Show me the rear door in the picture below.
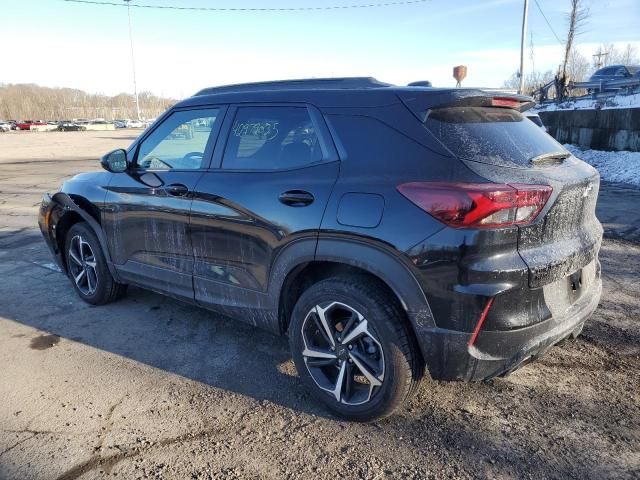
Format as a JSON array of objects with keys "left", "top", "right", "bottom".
[
  {"left": 189, "top": 104, "right": 339, "bottom": 323},
  {"left": 103, "top": 107, "right": 226, "bottom": 300}
]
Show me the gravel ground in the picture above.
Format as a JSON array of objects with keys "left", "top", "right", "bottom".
[{"left": 0, "top": 130, "right": 638, "bottom": 480}]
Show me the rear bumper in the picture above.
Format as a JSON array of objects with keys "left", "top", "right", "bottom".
[{"left": 419, "top": 277, "right": 601, "bottom": 381}]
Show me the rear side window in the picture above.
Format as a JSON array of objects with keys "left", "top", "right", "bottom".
[
  {"left": 222, "top": 106, "right": 323, "bottom": 170},
  {"left": 425, "top": 107, "right": 564, "bottom": 167}
]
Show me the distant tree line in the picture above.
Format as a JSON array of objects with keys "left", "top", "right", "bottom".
[{"left": 0, "top": 83, "right": 175, "bottom": 121}]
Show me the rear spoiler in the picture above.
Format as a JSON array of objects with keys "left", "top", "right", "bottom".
[{"left": 396, "top": 89, "right": 536, "bottom": 122}]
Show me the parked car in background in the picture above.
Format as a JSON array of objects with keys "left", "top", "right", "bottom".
[
  {"left": 170, "top": 121, "right": 194, "bottom": 139},
  {"left": 589, "top": 64, "right": 639, "bottom": 90},
  {"left": 113, "top": 120, "right": 126, "bottom": 128},
  {"left": 0, "top": 121, "right": 12, "bottom": 132},
  {"left": 39, "top": 78, "right": 602, "bottom": 421},
  {"left": 15, "top": 120, "right": 47, "bottom": 130},
  {"left": 58, "top": 121, "right": 87, "bottom": 132},
  {"left": 125, "top": 119, "right": 145, "bottom": 128},
  {"left": 525, "top": 112, "right": 547, "bottom": 131}
]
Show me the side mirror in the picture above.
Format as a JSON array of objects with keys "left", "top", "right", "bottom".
[{"left": 101, "top": 149, "right": 128, "bottom": 173}]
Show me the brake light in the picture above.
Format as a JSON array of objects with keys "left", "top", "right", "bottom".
[
  {"left": 397, "top": 182, "right": 552, "bottom": 228},
  {"left": 491, "top": 97, "right": 521, "bottom": 108}
]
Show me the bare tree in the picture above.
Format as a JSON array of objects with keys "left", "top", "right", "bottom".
[
  {"left": 503, "top": 70, "right": 555, "bottom": 95},
  {"left": 566, "top": 49, "right": 590, "bottom": 82},
  {"left": 596, "top": 43, "right": 640, "bottom": 68},
  {"left": 561, "top": 0, "right": 589, "bottom": 83}
]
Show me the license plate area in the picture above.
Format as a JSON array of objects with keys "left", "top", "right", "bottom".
[{"left": 542, "top": 260, "right": 596, "bottom": 318}]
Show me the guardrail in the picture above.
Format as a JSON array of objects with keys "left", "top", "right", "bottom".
[{"left": 571, "top": 77, "right": 640, "bottom": 92}]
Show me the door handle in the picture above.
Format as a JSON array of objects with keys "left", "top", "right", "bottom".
[
  {"left": 279, "top": 190, "right": 314, "bottom": 206},
  {"left": 164, "top": 183, "right": 189, "bottom": 197}
]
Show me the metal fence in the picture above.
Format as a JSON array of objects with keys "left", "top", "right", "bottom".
[
  {"left": 570, "top": 76, "right": 640, "bottom": 93},
  {"left": 534, "top": 75, "right": 640, "bottom": 105}
]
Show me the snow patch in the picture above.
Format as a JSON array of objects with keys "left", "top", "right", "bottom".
[
  {"left": 565, "top": 144, "right": 640, "bottom": 186},
  {"left": 534, "top": 92, "right": 640, "bottom": 112}
]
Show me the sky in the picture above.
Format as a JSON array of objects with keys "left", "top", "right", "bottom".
[{"left": 1, "top": 0, "right": 638, "bottom": 99}]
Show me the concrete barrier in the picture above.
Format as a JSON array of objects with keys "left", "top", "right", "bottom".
[
  {"left": 85, "top": 124, "right": 115, "bottom": 131},
  {"left": 31, "top": 125, "right": 59, "bottom": 132},
  {"left": 540, "top": 108, "right": 640, "bottom": 152}
]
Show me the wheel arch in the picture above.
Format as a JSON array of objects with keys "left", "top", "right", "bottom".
[
  {"left": 272, "top": 237, "right": 436, "bottom": 359},
  {"left": 50, "top": 192, "right": 121, "bottom": 281}
]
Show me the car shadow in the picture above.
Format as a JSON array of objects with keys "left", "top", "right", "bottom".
[{"left": 0, "top": 229, "right": 330, "bottom": 419}]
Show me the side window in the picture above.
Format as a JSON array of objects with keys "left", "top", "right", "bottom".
[
  {"left": 614, "top": 66, "right": 628, "bottom": 76},
  {"left": 222, "top": 106, "right": 323, "bottom": 170},
  {"left": 136, "top": 108, "right": 220, "bottom": 170}
]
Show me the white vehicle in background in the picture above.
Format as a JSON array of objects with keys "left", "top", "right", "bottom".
[
  {"left": 0, "top": 121, "right": 12, "bottom": 132},
  {"left": 525, "top": 112, "right": 547, "bottom": 132},
  {"left": 125, "top": 119, "right": 146, "bottom": 128}
]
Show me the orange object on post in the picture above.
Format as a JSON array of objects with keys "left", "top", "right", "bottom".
[{"left": 453, "top": 65, "right": 467, "bottom": 87}]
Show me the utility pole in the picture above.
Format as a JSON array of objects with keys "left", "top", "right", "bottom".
[
  {"left": 592, "top": 49, "right": 609, "bottom": 69},
  {"left": 518, "top": 0, "right": 530, "bottom": 95},
  {"left": 125, "top": 0, "right": 141, "bottom": 120}
]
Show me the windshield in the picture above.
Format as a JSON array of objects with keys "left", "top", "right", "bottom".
[{"left": 425, "top": 106, "right": 566, "bottom": 168}]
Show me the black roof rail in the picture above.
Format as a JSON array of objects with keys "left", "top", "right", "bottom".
[{"left": 194, "top": 77, "right": 392, "bottom": 96}]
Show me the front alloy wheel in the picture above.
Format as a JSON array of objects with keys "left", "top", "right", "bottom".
[
  {"left": 67, "top": 234, "right": 98, "bottom": 296},
  {"left": 64, "top": 222, "right": 127, "bottom": 305},
  {"left": 301, "top": 302, "right": 385, "bottom": 406}
]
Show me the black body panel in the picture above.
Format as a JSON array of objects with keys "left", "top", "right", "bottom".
[
  {"left": 189, "top": 162, "right": 340, "bottom": 327},
  {"left": 38, "top": 79, "right": 603, "bottom": 383},
  {"left": 103, "top": 170, "right": 204, "bottom": 301}
]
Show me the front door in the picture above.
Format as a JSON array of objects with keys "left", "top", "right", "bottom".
[{"left": 102, "top": 107, "right": 225, "bottom": 300}]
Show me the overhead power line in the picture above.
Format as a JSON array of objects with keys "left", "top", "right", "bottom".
[
  {"left": 533, "top": 0, "right": 564, "bottom": 46},
  {"left": 61, "top": 0, "right": 430, "bottom": 11}
]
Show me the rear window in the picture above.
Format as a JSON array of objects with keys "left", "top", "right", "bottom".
[{"left": 425, "top": 107, "right": 564, "bottom": 167}]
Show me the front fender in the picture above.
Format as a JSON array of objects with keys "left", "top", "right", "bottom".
[{"left": 48, "top": 192, "right": 122, "bottom": 282}]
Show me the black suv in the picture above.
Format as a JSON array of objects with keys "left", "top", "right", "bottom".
[{"left": 39, "top": 78, "right": 602, "bottom": 420}]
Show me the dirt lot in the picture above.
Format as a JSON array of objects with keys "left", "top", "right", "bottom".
[{"left": 0, "top": 130, "right": 638, "bottom": 480}]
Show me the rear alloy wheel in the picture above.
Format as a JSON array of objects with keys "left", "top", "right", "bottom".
[
  {"left": 289, "top": 276, "right": 423, "bottom": 421},
  {"left": 65, "top": 222, "right": 127, "bottom": 305},
  {"left": 301, "top": 302, "right": 385, "bottom": 406}
]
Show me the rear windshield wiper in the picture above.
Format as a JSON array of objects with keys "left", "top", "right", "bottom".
[{"left": 530, "top": 151, "right": 571, "bottom": 165}]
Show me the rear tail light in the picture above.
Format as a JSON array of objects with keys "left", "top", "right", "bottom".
[{"left": 397, "top": 182, "right": 552, "bottom": 228}]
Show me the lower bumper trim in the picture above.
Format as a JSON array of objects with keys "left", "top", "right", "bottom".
[{"left": 422, "top": 279, "right": 602, "bottom": 381}]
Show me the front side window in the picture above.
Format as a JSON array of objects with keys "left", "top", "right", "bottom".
[
  {"left": 222, "top": 106, "right": 322, "bottom": 170},
  {"left": 137, "top": 108, "right": 220, "bottom": 170}
]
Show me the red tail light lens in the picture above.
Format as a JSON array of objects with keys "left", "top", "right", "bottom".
[{"left": 397, "top": 182, "right": 552, "bottom": 228}]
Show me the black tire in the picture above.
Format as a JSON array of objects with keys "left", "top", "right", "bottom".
[
  {"left": 64, "top": 222, "right": 127, "bottom": 305},
  {"left": 289, "top": 276, "right": 423, "bottom": 421}
]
